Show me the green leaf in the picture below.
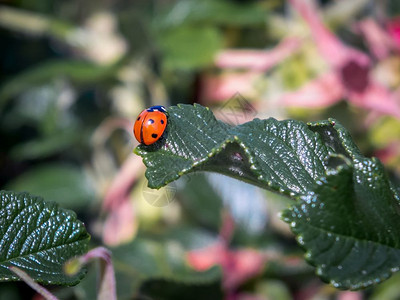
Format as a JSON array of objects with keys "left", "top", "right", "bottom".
[
  {"left": 0, "top": 190, "right": 90, "bottom": 285},
  {"left": 135, "top": 104, "right": 400, "bottom": 289},
  {"left": 7, "top": 164, "right": 94, "bottom": 210},
  {"left": 135, "top": 104, "right": 330, "bottom": 196},
  {"left": 282, "top": 159, "right": 400, "bottom": 289},
  {"left": 307, "top": 119, "right": 363, "bottom": 159}
]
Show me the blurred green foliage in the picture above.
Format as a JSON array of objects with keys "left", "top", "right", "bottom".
[{"left": 1, "top": 0, "right": 400, "bottom": 299}]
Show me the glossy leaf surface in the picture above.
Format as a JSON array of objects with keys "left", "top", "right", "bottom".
[
  {"left": 0, "top": 191, "right": 90, "bottom": 285},
  {"left": 135, "top": 104, "right": 400, "bottom": 289}
]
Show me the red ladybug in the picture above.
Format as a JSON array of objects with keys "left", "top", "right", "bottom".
[{"left": 134, "top": 105, "right": 167, "bottom": 145}]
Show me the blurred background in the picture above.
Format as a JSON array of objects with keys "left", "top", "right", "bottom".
[{"left": 1, "top": 0, "right": 400, "bottom": 299}]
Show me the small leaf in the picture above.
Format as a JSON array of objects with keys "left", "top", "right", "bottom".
[
  {"left": 281, "top": 159, "right": 400, "bottom": 289},
  {"left": 0, "top": 191, "right": 90, "bottom": 285}
]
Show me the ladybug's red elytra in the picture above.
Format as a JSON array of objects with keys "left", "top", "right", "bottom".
[{"left": 134, "top": 105, "right": 167, "bottom": 145}]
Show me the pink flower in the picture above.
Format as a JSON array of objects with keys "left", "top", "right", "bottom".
[
  {"left": 387, "top": 17, "right": 400, "bottom": 49},
  {"left": 357, "top": 19, "right": 394, "bottom": 59},
  {"left": 102, "top": 198, "right": 137, "bottom": 246},
  {"left": 200, "top": 38, "right": 301, "bottom": 103},
  {"left": 281, "top": 71, "right": 343, "bottom": 108},
  {"left": 187, "top": 214, "right": 267, "bottom": 295},
  {"left": 101, "top": 155, "right": 144, "bottom": 246},
  {"left": 214, "top": 38, "right": 301, "bottom": 71},
  {"left": 200, "top": 71, "right": 261, "bottom": 102},
  {"left": 187, "top": 241, "right": 266, "bottom": 291},
  {"left": 93, "top": 117, "right": 144, "bottom": 246},
  {"left": 284, "top": 0, "right": 400, "bottom": 118}
]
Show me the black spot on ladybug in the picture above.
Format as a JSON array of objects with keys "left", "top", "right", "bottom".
[
  {"left": 151, "top": 133, "right": 158, "bottom": 138},
  {"left": 161, "top": 120, "right": 164, "bottom": 124},
  {"left": 137, "top": 117, "right": 140, "bottom": 120},
  {"left": 148, "top": 119, "right": 154, "bottom": 124}
]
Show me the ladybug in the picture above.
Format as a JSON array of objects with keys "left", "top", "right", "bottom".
[{"left": 134, "top": 105, "right": 167, "bottom": 145}]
